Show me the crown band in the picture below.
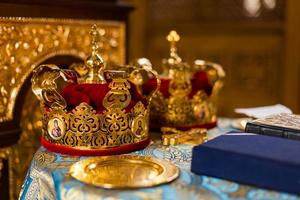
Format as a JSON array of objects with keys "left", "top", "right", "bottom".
[
  {"left": 40, "top": 137, "right": 151, "bottom": 156},
  {"left": 43, "top": 99, "right": 149, "bottom": 149}
]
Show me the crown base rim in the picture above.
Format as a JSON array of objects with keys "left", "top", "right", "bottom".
[{"left": 41, "top": 137, "right": 150, "bottom": 156}]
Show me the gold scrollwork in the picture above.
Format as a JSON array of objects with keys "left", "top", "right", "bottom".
[
  {"left": 31, "top": 64, "right": 78, "bottom": 109},
  {"left": 161, "top": 127, "right": 207, "bottom": 145},
  {"left": 69, "top": 103, "right": 99, "bottom": 134},
  {"left": 44, "top": 101, "right": 148, "bottom": 149},
  {"left": 104, "top": 109, "right": 129, "bottom": 133},
  {"left": 0, "top": 17, "right": 125, "bottom": 200},
  {"left": 0, "top": 17, "right": 125, "bottom": 122},
  {"left": 148, "top": 30, "right": 224, "bottom": 128},
  {"left": 41, "top": 71, "right": 149, "bottom": 149},
  {"left": 103, "top": 73, "right": 131, "bottom": 110}
]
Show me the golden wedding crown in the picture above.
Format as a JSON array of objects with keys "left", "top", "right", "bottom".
[
  {"left": 139, "top": 30, "right": 225, "bottom": 130},
  {"left": 31, "top": 25, "right": 160, "bottom": 156}
]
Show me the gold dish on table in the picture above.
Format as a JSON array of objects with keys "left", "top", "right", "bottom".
[{"left": 69, "top": 155, "right": 179, "bottom": 189}]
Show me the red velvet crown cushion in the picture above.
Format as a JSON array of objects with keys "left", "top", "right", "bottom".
[
  {"left": 42, "top": 81, "right": 150, "bottom": 156},
  {"left": 60, "top": 81, "right": 148, "bottom": 113},
  {"left": 142, "top": 71, "right": 213, "bottom": 98},
  {"left": 190, "top": 71, "right": 213, "bottom": 96}
]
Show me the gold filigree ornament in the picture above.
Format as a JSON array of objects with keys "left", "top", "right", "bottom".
[
  {"left": 31, "top": 25, "right": 160, "bottom": 155},
  {"left": 0, "top": 17, "right": 125, "bottom": 123},
  {"left": 0, "top": 17, "right": 124, "bottom": 200},
  {"left": 161, "top": 127, "right": 207, "bottom": 146},
  {"left": 135, "top": 30, "right": 225, "bottom": 129}
]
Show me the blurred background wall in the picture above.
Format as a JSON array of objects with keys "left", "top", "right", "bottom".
[{"left": 125, "top": 0, "right": 300, "bottom": 117}]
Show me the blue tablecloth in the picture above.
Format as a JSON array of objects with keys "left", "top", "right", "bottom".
[{"left": 19, "top": 119, "right": 300, "bottom": 200}]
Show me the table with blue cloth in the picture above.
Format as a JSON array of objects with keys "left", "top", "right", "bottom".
[{"left": 19, "top": 119, "right": 300, "bottom": 200}]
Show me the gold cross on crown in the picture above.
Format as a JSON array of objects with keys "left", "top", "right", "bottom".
[
  {"left": 90, "top": 24, "right": 100, "bottom": 53},
  {"left": 166, "top": 30, "right": 181, "bottom": 63},
  {"left": 167, "top": 30, "right": 180, "bottom": 50}
]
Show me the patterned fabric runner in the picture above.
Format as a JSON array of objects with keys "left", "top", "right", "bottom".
[{"left": 19, "top": 119, "right": 299, "bottom": 200}]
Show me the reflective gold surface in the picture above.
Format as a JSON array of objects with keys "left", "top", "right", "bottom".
[
  {"left": 31, "top": 64, "right": 77, "bottom": 109},
  {"left": 148, "top": 30, "right": 225, "bottom": 128},
  {"left": 30, "top": 25, "right": 160, "bottom": 150},
  {"left": 0, "top": 17, "right": 126, "bottom": 200},
  {"left": 161, "top": 127, "right": 207, "bottom": 145},
  {"left": 33, "top": 64, "right": 150, "bottom": 149},
  {"left": 43, "top": 100, "right": 149, "bottom": 148},
  {"left": 81, "top": 24, "right": 106, "bottom": 84},
  {"left": 0, "top": 17, "right": 125, "bottom": 122},
  {"left": 69, "top": 155, "right": 179, "bottom": 188}
]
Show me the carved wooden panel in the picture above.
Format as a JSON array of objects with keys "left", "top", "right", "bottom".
[
  {"left": 0, "top": 17, "right": 126, "bottom": 199},
  {"left": 0, "top": 18, "right": 125, "bottom": 122}
]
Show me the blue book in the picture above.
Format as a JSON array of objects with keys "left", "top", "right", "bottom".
[{"left": 191, "top": 132, "right": 300, "bottom": 194}]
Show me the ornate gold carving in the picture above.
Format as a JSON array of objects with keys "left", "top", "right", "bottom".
[
  {"left": 35, "top": 65, "right": 152, "bottom": 149},
  {"left": 0, "top": 17, "right": 125, "bottom": 122},
  {"left": 103, "top": 71, "right": 131, "bottom": 110},
  {"left": 129, "top": 59, "right": 161, "bottom": 102},
  {"left": 31, "top": 64, "right": 78, "bottom": 109},
  {"left": 0, "top": 17, "right": 125, "bottom": 200},
  {"left": 191, "top": 91, "right": 215, "bottom": 124},
  {"left": 161, "top": 127, "right": 207, "bottom": 145},
  {"left": 31, "top": 22, "right": 159, "bottom": 150},
  {"left": 165, "top": 30, "right": 182, "bottom": 66},
  {"left": 81, "top": 24, "right": 106, "bottom": 84},
  {"left": 43, "top": 100, "right": 148, "bottom": 149},
  {"left": 33, "top": 150, "right": 56, "bottom": 168},
  {"left": 148, "top": 31, "right": 225, "bottom": 128}
]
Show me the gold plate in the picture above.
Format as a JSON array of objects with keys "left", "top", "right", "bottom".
[{"left": 69, "top": 155, "right": 180, "bottom": 189}]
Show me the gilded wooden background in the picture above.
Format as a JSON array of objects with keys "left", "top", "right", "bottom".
[
  {"left": 127, "top": 0, "right": 300, "bottom": 116},
  {"left": 2, "top": 0, "right": 300, "bottom": 198},
  {"left": 0, "top": 17, "right": 125, "bottom": 199}
]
